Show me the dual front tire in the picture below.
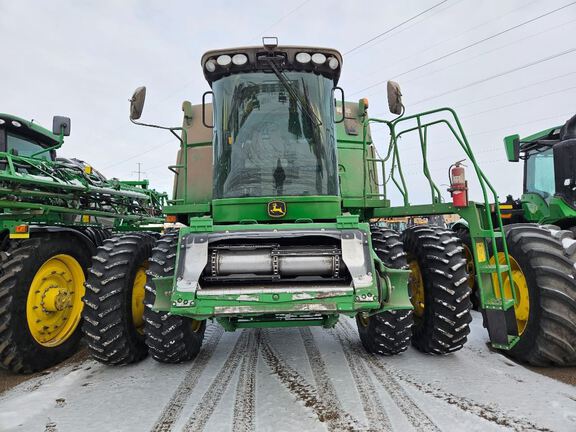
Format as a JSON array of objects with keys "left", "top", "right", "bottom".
[
  {"left": 83, "top": 232, "right": 205, "bottom": 365},
  {"left": 357, "top": 225, "right": 472, "bottom": 356}
]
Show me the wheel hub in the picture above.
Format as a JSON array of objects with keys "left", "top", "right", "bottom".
[
  {"left": 26, "top": 254, "right": 84, "bottom": 346},
  {"left": 408, "top": 259, "right": 425, "bottom": 318}
]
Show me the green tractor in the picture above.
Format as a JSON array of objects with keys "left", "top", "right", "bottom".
[
  {"left": 454, "top": 116, "right": 576, "bottom": 366},
  {"left": 501, "top": 114, "right": 576, "bottom": 227},
  {"left": 0, "top": 113, "right": 166, "bottom": 373},
  {"left": 83, "top": 39, "right": 575, "bottom": 368}
]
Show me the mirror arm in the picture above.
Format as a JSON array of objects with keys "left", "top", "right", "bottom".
[{"left": 129, "top": 119, "right": 184, "bottom": 145}]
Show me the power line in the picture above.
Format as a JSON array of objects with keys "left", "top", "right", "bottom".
[
  {"left": 343, "top": 1, "right": 448, "bottom": 55},
  {"left": 349, "top": 0, "right": 538, "bottom": 84},
  {"left": 410, "top": 47, "right": 576, "bottom": 107},
  {"left": 100, "top": 137, "right": 175, "bottom": 170},
  {"left": 352, "top": 1, "right": 576, "bottom": 95},
  {"left": 371, "top": 68, "right": 576, "bottom": 118},
  {"left": 253, "top": 0, "right": 311, "bottom": 41}
]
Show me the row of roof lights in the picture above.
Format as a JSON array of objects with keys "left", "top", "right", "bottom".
[
  {"left": 205, "top": 52, "right": 339, "bottom": 72},
  {"left": 0, "top": 119, "right": 21, "bottom": 127}
]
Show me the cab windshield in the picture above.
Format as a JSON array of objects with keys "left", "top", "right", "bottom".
[{"left": 212, "top": 72, "right": 338, "bottom": 199}]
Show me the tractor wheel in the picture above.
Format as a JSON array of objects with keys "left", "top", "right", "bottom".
[
  {"left": 144, "top": 232, "right": 205, "bottom": 363},
  {"left": 356, "top": 227, "right": 413, "bottom": 355},
  {"left": 401, "top": 225, "right": 472, "bottom": 354},
  {"left": 498, "top": 224, "right": 576, "bottom": 366},
  {"left": 83, "top": 232, "right": 156, "bottom": 364},
  {"left": 453, "top": 226, "right": 480, "bottom": 310},
  {"left": 0, "top": 235, "right": 90, "bottom": 373}
]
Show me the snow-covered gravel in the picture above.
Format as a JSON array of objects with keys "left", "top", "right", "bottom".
[{"left": 1, "top": 312, "right": 575, "bottom": 432}]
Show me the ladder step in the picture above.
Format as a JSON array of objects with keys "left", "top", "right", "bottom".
[
  {"left": 483, "top": 298, "right": 515, "bottom": 310},
  {"left": 477, "top": 264, "right": 510, "bottom": 273},
  {"left": 478, "top": 230, "right": 503, "bottom": 238}
]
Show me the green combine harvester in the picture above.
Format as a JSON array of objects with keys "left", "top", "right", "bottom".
[
  {"left": 0, "top": 113, "right": 166, "bottom": 373},
  {"left": 83, "top": 39, "right": 576, "bottom": 368}
]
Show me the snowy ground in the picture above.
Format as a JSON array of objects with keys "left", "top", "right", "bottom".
[{"left": 0, "top": 312, "right": 575, "bottom": 432}]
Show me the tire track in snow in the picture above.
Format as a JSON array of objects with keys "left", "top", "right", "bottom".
[
  {"left": 182, "top": 331, "right": 249, "bottom": 431},
  {"left": 260, "top": 331, "right": 362, "bottom": 432},
  {"left": 339, "top": 320, "right": 553, "bottom": 432},
  {"left": 299, "top": 328, "right": 358, "bottom": 424},
  {"left": 150, "top": 325, "right": 225, "bottom": 432},
  {"left": 337, "top": 321, "right": 441, "bottom": 432},
  {"left": 232, "top": 330, "right": 260, "bottom": 432},
  {"left": 331, "top": 329, "right": 393, "bottom": 432}
]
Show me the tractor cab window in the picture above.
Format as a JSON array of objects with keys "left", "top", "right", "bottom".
[
  {"left": 525, "top": 148, "right": 555, "bottom": 199},
  {"left": 211, "top": 72, "right": 338, "bottom": 199},
  {"left": 6, "top": 132, "right": 52, "bottom": 160}
]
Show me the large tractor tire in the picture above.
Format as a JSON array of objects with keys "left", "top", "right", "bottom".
[
  {"left": 401, "top": 225, "right": 472, "bottom": 354},
  {"left": 83, "top": 232, "right": 157, "bottom": 364},
  {"left": 0, "top": 235, "right": 90, "bottom": 373},
  {"left": 498, "top": 224, "right": 576, "bottom": 366},
  {"left": 453, "top": 225, "right": 480, "bottom": 310},
  {"left": 144, "top": 232, "right": 205, "bottom": 363},
  {"left": 356, "top": 227, "right": 413, "bottom": 356}
]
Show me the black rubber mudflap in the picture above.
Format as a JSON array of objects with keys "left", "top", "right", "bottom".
[{"left": 485, "top": 308, "right": 518, "bottom": 346}]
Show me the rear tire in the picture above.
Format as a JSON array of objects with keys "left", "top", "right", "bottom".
[
  {"left": 83, "top": 232, "right": 156, "bottom": 365},
  {"left": 502, "top": 224, "right": 576, "bottom": 366},
  {"left": 356, "top": 227, "right": 413, "bottom": 355},
  {"left": 401, "top": 225, "right": 472, "bottom": 354},
  {"left": 0, "top": 235, "right": 90, "bottom": 373},
  {"left": 144, "top": 232, "right": 205, "bottom": 363}
]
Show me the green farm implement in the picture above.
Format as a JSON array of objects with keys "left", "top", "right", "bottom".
[
  {"left": 0, "top": 113, "right": 166, "bottom": 373},
  {"left": 83, "top": 39, "right": 575, "bottom": 368}
]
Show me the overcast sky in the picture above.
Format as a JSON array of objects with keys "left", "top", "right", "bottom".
[{"left": 1, "top": 0, "right": 574, "bottom": 205}]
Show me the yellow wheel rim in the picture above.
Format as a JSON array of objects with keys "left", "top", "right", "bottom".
[
  {"left": 462, "top": 244, "right": 476, "bottom": 291},
  {"left": 26, "top": 254, "right": 84, "bottom": 347},
  {"left": 357, "top": 314, "right": 369, "bottom": 328},
  {"left": 408, "top": 259, "right": 425, "bottom": 318},
  {"left": 132, "top": 262, "right": 148, "bottom": 334},
  {"left": 490, "top": 253, "right": 530, "bottom": 335},
  {"left": 191, "top": 319, "right": 203, "bottom": 333}
]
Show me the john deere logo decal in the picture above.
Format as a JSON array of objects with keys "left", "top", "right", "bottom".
[{"left": 268, "top": 201, "right": 286, "bottom": 218}]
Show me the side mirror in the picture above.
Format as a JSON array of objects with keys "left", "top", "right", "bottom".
[
  {"left": 130, "top": 86, "right": 147, "bottom": 120},
  {"left": 387, "top": 81, "right": 403, "bottom": 115},
  {"left": 202, "top": 91, "right": 214, "bottom": 128},
  {"left": 504, "top": 134, "right": 520, "bottom": 162},
  {"left": 332, "top": 87, "right": 345, "bottom": 123},
  {"left": 52, "top": 116, "right": 71, "bottom": 136}
]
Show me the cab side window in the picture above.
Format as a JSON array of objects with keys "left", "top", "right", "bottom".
[
  {"left": 6, "top": 132, "right": 52, "bottom": 160},
  {"left": 525, "top": 148, "right": 555, "bottom": 199}
]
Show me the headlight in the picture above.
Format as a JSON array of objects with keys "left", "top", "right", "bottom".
[
  {"left": 327, "top": 57, "right": 339, "bottom": 70},
  {"left": 205, "top": 59, "right": 217, "bottom": 72},
  {"left": 216, "top": 55, "right": 232, "bottom": 66},
  {"left": 311, "top": 53, "right": 326, "bottom": 65},
  {"left": 232, "top": 54, "right": 248, "bottom": 65},
  {"left": 295, "top": 52, "right": 311, "bottom": 64}
]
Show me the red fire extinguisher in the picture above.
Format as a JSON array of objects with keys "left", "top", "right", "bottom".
[{"left": 448, "top": 160, "right": 468, "bottom": 208}]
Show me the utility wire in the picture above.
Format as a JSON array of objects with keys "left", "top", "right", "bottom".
[
  {"left": 350, "top": 0, "right": 538, "bottom": 84},
  {"left": 352, "top": 1, "right": 576, "bottom": 95},
  {"left": 410, "top": 47, "right": 576, "bottom": 106},
  {"left": 253, "top": 0, "right": 311, "bottom": 41},
  {"left": 343, "top": 1, "right": 448, "bottom": 55}
]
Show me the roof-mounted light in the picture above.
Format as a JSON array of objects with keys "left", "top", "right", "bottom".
[
  {"left": 311, "top": 53, "right": 326, "bottom": 65},
  {"left": 232, "top": 53, "right": 248, "bottom": 65},
  {"left": 327, "top": 57, "right": 339, "bottom": 70},
  {"left": 295, "top": 52, "right": 311, "bottom": 64},
  {"left": 11, "top": 121, "right": 21, "bottom": 128},
  {"left": 205, "top": 59, "right": 217, "bottom": 72},
  {"left": 0, "top": 119, "right": 5, "bottom": 125},
  {"left": 216, "top": 55, "right": 232, "bottom": 66}
]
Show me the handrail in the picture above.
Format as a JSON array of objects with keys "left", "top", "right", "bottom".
[{"left": 362, "top": 107, "right": 515, "bottom": 310}]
